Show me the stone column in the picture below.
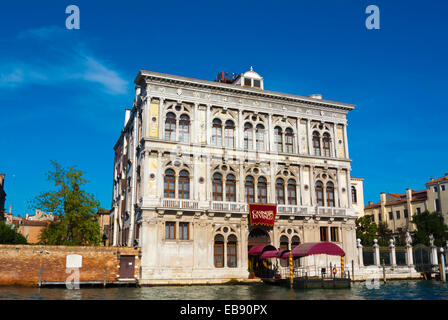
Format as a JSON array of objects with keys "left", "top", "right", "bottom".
[
  {"left": 332, "top": 123, "right": 338, "bottom": 158},
  {"left": 373, "top": 239, "right": 380, "bottom": 266},
  {"left": 310, "top": 166, "right": 315, "bottom": 207},
  {"left": 389, "top": 239, "right": 396, "bottom": 267},
  {"left": 306, "top": 119, "right": 312, "bottom": 156},
  {"left": 192, "top": 103, "right": 199, "bottom": 144},
  {"left": 357, "top": 238, "right": 364, "bottom": 267},
  {"left": 335, "top": 168, "right": 341, "bottom": 208},
  {"left": 405, "top": 232, "right": 414, "bottom": 266},
  {"left": 430, "top": 234, "right": 438, "bottom": 266}
]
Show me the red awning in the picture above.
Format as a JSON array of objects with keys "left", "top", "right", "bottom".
[
  {"left": 290, "top": 242, "right": 345, "bottom": 257},
  {"left": 261, "top": 249, "right": 290, "bottom": 259},
  {"left": 248, "top": 245, "right": 277, "bottom": 256}
]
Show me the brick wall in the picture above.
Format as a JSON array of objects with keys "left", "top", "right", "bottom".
[{"left": 0, "top": 245, "right": 140, "bottom": 286}]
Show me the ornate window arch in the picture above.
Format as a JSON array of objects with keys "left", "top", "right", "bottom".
[
  {"left": 279, "top": 235, "right": 289, "bottom": 267},
  {"left": 212, "top": 172, "right": 223, "bottom": 201},
  {"left": 163, "top": 102, "right": 192, "bottom": 142},
  {"left": 315, "top": 180, "right": 324, "bottom": 206},
  {"left": 179, "top": 114, "right": 190, "bottom": 143},
  {"left": 257, "top": 176, "right": 268, "bottom": 203},
  {"left": 165, "top": 112, "right": 176, "bottom": 141},
  {"left": 212, "top": 118, "right": 223, "bottom": 146},
  {"left": 164, "top": 168, "right": 175, "bottom": 198},
  {"left": 274, "top": 126, "right": 283, "bottom": 153},
  {"left": 226, "top": 174, "right": 236, "bottom": 202},
  {"left": 287, "top": 178, "right": 297, "bottom": 205},
  {"left": 276, "top": 178, "right": 285, "bottom": 205},
  {"left": 244, "top": 122, "right": 253, "bottom": 150},
  {"left": 178, "top": 169, "right": 190, "bottom": 199},
  {"left": 326, "top": 181, "right": 335, "bottom": 207},
  {"left": 255, "top": 124, "right": 265, "bottom": 151},
  {"left": 322, "top": 132, "right": 331, "bottom": 157},
  {"left": 285, "top": 128, "right": 294, "bottom": 153},
  {"left": 214, "top": 234, "right": 224, "bottom": 268},
  {"left": 312, "top": 131, "right": 321, "bottom": 156},
  {"left": 245, "top": 175, "right": 255, "bottom": 203},
  {"left": 224, "top": 120, "right": 235, "bottom": 148},
  {"left": 227, "top": 234, "right": 238, "bottom": 268}
]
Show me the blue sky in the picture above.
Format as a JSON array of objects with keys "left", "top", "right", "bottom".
[{"left": 0, "top": 0, "right": 447, "bottom": 215}]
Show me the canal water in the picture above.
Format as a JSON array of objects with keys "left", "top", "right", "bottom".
[{"left": 0, "top": 280, "right": 448, "bottom": 300}]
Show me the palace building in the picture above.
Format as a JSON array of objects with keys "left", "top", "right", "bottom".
[{"left": 110, "top": 68, "right": 360, "bottom": 284}]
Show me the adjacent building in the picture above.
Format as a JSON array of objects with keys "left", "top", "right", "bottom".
[
  {"left": 110, "top": 68, "right": 359, "bottom": 284},
  {"left": 0, "top": 173, "right": 6, "bottom": 221},
  {"left": 350, "top": 176, "right": 365, "bottom": 217},
  {"left": 4, "top": 209, "right": 55, "bottom": 243},
  {"left": 364, "top": 173, "right": 448, "bottom": 232}
]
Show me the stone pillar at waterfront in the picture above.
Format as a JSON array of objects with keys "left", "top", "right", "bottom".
[
  {"left": 405, "top": 232, "right": 414, "bottom": 267},
  {"left": 389, "top": 238, "right": 396, "bottom": 267},
  {"left": 429, "top": 234, "right": 438, "bottom": 267},
  {"left": 373, "top": 239, "right": 380, "bottom": 266},
  {"left": 357, "top": 238, "right": 364, "bottom": 267}
]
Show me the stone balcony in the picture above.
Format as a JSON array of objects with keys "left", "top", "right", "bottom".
[{"left": 153, "top": 198, "right": 355, "bottom": 218}]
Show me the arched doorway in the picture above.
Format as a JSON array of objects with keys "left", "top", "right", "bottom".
[{"left": 248, "top": 227, "right": 272, "bottom": 278}]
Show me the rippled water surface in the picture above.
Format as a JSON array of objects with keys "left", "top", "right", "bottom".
[{"left": 0, "top": 280, "right": 447, "bottom": 300}]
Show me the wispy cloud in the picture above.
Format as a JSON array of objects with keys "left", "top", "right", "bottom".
[{"left": 0, "top": 25, "right": 129, "bottom": 95}]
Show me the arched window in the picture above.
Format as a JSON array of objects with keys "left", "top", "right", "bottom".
[
  {"left": 280, "top": 235, "right": 289, "bottom": 267},
  {"left": 258, "top": 177, "right": 268, "bottom": 204},
  {"left": 164, "top": 169, "right": 175, "bottom": 198},
  {"left": 224, "top": 120, "right": 235, "bottom": 149},
  {"left": 179, "top": 114, "right": 190, "bottom": 143},
  {"left": 276, "top": 178, "right": 285, "bottom": 205},
  {"left": 351, "top": 186, "right": 357, "bottom": 203},
  {"left": 256, "top": 124, "right": 265, "bottom": 151},
  {"left": 244, "top": 123, "right": 253, "bottom": 150},
  {"left": 178, "top": 170, "right": 190, "bottom": 199},
  {"left": 326, "top": 181, "right": 335, "bottom": 207},
  {"left": 322, "top": 133, "right": 331, "bottom": 157},
  {"left": 285, "top": 128, "right": 294, "bottom": 153},
  {"left": 212, "top": 119, "right": 222, "bottom": 146},
  {"left": 287, "top": 179, "right": 297, "bottom": 205},
  {"left": 227, "top": 234, "right": 237, "bottom": 268},
  {"left": 274, "top": 127, "right": 283, "bottom": 153},
  {"left": 315, "top": 180, "right": 324, "bottom": 206},
  {"left": 245, "top": 176, "right": 255, "bottom": 203},
  {"left": 165, "top": 112, "right": 176, "bottom": 141},
  {"left": 212, "top": 173, "right": 223, "bottom": 201},
  {"left": 313, "top": 131, "right": 321, "bottom": 156},
  {"left": 214, "top": 234, "right": 224, "bottom": 268},
  {"left": 226, "top": 174, "right": 236, "bottom": 202}
]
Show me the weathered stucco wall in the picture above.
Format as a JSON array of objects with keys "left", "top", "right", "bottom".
[{"left": 0, "top": 245, "right": 140, "bottom": 286}]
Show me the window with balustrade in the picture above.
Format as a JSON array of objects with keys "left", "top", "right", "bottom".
[
  {"left": 213, "top": 173, "right": 223, "bottom": 201},
  {"left": 315, "top": 181, "right": 324, "bottom": 206},
  {"left": 165, "top": 112, "right": 176, "bottom": 141},
  {"left": 245, "top": 176, "right": 255, "bottom": 203},
  {"left": 226, "top": 174, "right": 236, "bottom": 202},
  {"left": 276, "top": 178, "right": 285, "bottom": 205},
  {"left": 164, "top": 169, "right": 175, "bottom": 198},
  {"left": 287, "top": 179, "right": 297, "bottom": 205},
  {"left": 178, "top": 170, "right": 190, "bottom": 199},
  {"left": 258, "top": 177, "right": 268, "bottom": 203},
  {"left": 326, "top": 181, "right": 335, "bottom": 207}
]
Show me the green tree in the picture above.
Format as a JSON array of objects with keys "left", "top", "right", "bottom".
[
  {"left": 377, "top": 222, "right": 393, "bottom": 247},
  {"left": 0, "top": 220, "right": 27, "bottom": 244},
  {"left": 411, "top": 210, "right": 448, "bottom": 247},
  {"left": 394, "top": 227, "right": 409, "bottom": 247},
  {"left": 29, "top": 161, "right": 101, "bottom": 246},
  {"left": 356, "top": 215, "right": 378, "bottom": 246}
]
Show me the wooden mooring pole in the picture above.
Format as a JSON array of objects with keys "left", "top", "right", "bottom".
[
  {"left": 38, "top": 266, "right": 42, "bottom": 287},
  {"left": 289, "top": 251, "right": 293, "bottom": 289},
  {"left": 103, "top": 267, "right": 107, "bottom": 287}
]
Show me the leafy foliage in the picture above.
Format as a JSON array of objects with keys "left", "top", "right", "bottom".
[
  {"left": 0, "top": 220, "right": 27, "bottom": 244},
  {"left": 355, "top": 215, "right": 378, "bottom": 246},
  {"left": 411, "top": 210, "right": 448, "bottom": 247},
  {"left": 377, "top": 222, "right": 393, "bottom": 247},
  {"left": 30, "top": 161, "right": 101, "bottom": 246}
]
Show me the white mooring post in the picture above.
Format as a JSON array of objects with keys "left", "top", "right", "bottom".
[
  {"left": 357, "top": 239, "right": 364, "bottom": 267},
  {"left": 440, "top": 248, "right": 446, "bottom": 282},
  {"left": 389, "top": 238, "right": 396, "bottom": 267},
  {"left": 373, "top": 239, "right": 380, "bottom": 267}
]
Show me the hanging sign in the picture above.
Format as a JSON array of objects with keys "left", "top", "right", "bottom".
[{"left": 248, "top": 204, "right": 277, "bottom": 227}]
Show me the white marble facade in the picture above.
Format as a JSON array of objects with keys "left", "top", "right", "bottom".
[{"left": 110, "top": 69, "right": 359, "bottom": 284}]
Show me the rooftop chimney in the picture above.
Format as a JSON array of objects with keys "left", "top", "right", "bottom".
[
  {"left": 380, "top": 192, "right": 386, "bottom": 205},
  {"left": 8, "top": 205, "right": 12, "bottom": 214},
  {"left": 406, "top": 188, "right": 412, "bottom": 202},
  {"left": 368, "top": 201, "right": 373, "bottom": 206}
]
